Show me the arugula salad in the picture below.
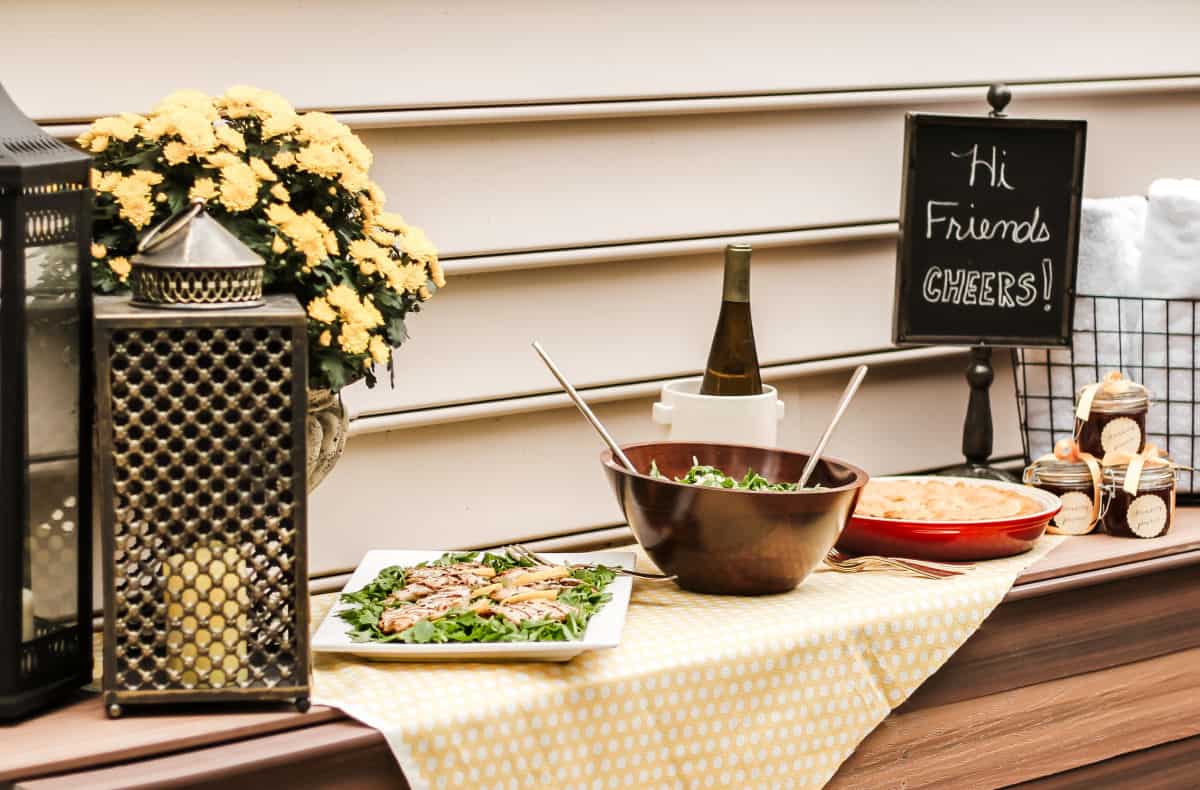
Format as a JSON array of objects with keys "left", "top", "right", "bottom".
[
  {"left": 649, "top": 457, "right": 802, "bottom": 492},
  {"left": 338, "top": 551, "right": 616, "bottom": 644}
]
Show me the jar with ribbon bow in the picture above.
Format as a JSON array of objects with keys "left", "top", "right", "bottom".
[
  {"left": 1075, "top": 371, "right": 1150, "bottom": 458},
  {"left": 1100, "top": 446, "right": 1177, "bottom": 539},
  {"left": 1024, "top": 439, "right": 1104, "bottom": 535}
]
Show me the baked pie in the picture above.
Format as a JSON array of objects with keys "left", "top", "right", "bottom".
[{"left": 855, "top": 479, "right": 1043, "bottom": 522}]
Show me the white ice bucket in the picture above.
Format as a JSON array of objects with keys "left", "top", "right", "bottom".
[{"left": 652, "top": 377, "right": 785, "bottom": 447}]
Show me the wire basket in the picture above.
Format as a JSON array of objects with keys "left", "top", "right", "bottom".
[{"left": 1013, "top": 294, "right": 1200, "bottom": 501}]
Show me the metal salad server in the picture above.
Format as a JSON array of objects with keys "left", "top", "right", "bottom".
[
  {"left": 531, "top": 341, "right": 638, "bottom": 474},
  {"left": 797, "top": 365, "right": 869, "bottom": 489}
]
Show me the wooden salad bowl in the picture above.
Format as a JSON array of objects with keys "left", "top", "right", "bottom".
[{"left": 602, "top": 441, "right": 869, "bottom": 595}]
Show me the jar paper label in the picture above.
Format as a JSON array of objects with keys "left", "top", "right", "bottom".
[
  {"left": 1126, "top": 494, "right": 1168, "bottom": 538},
  {"left": 1101, "top": 416, "right": 1142, "bottom": 454},
  {"left": 1050, "top": 491, "right": 1094, "bottom": 535}
]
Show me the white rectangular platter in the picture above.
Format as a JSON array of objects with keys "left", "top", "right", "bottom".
[{"left": 313, "top": 550, "right": 637, "bottom": 662}]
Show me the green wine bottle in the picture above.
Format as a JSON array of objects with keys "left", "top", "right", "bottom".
[{"left": 700, "top": 244, "right": 763, "bottom": 396}]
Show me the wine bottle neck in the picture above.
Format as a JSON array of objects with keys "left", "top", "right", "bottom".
[{"left": 722, "top": 245, "right": 752, "bottom": 303}]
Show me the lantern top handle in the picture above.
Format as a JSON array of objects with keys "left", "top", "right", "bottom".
[{"left": 138, "top": 200, "right": 207, "bottom": 255}]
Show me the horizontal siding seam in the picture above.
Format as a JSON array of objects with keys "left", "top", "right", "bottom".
[
  {"left": 444, "top": 222, "right": 898, "bottom": 275},
  {"left": 345, "top": 346, "right": 968, "bottom": 436},
  {"left": 38, "top": 74, "right": 1200, "bottom": 134}
]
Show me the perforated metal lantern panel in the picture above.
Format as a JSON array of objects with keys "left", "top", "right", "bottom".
[{"left": 94, "top": 294, "right": 309, "bottom": 715}]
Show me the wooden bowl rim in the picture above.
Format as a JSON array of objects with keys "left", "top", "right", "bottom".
[{"left": 602, "top": 440, "right": 870, "bottom": 496}]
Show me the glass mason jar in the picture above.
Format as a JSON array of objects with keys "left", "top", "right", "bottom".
[
  {"left": 1102, "top": 464, "right": 1175, "bottom": 539},
  {"left": 1076, "top": 382, "right": 1150, "bottom": 458},
  {"left": 1024, "top": 458, "right": 1100, "bottom": 535}
]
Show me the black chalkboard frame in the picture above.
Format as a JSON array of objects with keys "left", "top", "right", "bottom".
[{"left": 894, "top": 112, "right": 1087, "bottom": 348}]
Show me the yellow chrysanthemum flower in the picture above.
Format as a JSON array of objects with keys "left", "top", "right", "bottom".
[
  {"left": 338, "top": 324, "right": 371, "bottom": 355},
  {"left": 318, "top": 330, "right": 332, "bottom": 347},
  {"left": 323, "top": 228, "right": 339, "bottom": 256},
  {"left": 375, "top": 258, "right": 402, "bottom": 292},
  {"left": 295, "top": 142, "right": 344, "bottom": 179},
  {"left": 163, "top": 141, "right": 192, "bottom": 165},
  {"left": 397, "top": 225, "right": 438, "bottom": 263},
  {"left": 214, "top": 124, "right": 246, "bottom": 152},
  {"left": 111, "top": 171, "right": 163, "bottom": 230},
  {"left": 127, "top": 170, "right": 165, "bottom": 188},
  {"left": 339, "top": 166, "right": 369, "bottom": 193},
  {"left": 169, "top": 108, "right": 218, "bottom": 155},
  {"left": 91, "top": 243, "right": 107, "bottom": 260},
  {"left": 154, "top": 90, "right": 218, "bottom": 120},
  {"left": 325, "top": 284, "right": 359, "bottom": 311},
  {"left": 271, "top": 235, "right": 288, "bottom": 255},
  {"left": 215, "top": 85, "right": 262, "bottom": 119},
  {"left": 306, "top": 297, "right": 338, "bottom": 324},
  {"left": 360, "top": 296, "right": 384, "bottom": 328},
  {"left": 375, "top": 212, "right": 408, "bottom": 233},
  {"left": 189, "top": 177, "right": 219, "bottom": 203},
  {"left": 357, "top": 194, "right": 378, "bottom": 223},
  {"left": 217, "top": 86, "right": 297, "bottom": 138},
  {"left": 91, "top": 170, "right": 122, "bottom": 193},
  {"left": 397, "top": 263, "right": 428, "bottom": 294},
  {"left": 82, "top": 134, "right": 109, "bottom": 153},
  {"left": 261, "top": 111, "right": 297, "bottom": 139},
  {"left": 419, "top": 286, "right": 432, "bottom": 301},
  {"left": 428, "top": 258, "right": 446, "bottom": 289},
  {"left": 91, "top": 115, "right": 139, "bottom": 142},
  {"left": 218, "top": 161, "right": 260, "bottom": 213},
  {"left": 140, "top": 114, "right": 171, "bottom": 141},
  {"left": 295, "top": 112, "right": 350, "bottom": 144},
  {"left": 267, "top": 203, "right": 333, "bottom": 269},
  {"left": 340, "top": 134, "right": 373, "bottom": 171},
  {"left": 368, "top": 335, "right": 390, "bottom": 365},
  {"left": 270, "top": 182, "right": 289, "bottom": 202},
  {"left": 248, "top": 157, "right": 277, "bottom": 182},
  {"left": 271, "top": 150, "right": 296, "bottom": 169},
  {"left": 205, "top": 151, "right": 242, "bottom": 169},
  {"left": 108, "top": 256, "right": 132, "bottom": 281},
  {"left": 368, "top": 228, "right": 395, "bottom": 247},
  {"left": 348, "top": 238, "right": 387, "bottom": 264}
]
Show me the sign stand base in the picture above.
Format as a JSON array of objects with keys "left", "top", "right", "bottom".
[{"left": 942, "top": 346, "right": 1017, "bottom": 482}]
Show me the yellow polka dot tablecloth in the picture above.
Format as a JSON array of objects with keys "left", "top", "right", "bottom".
[{"left": 311, "top": 535, "right": 1064, "bottom": 790}]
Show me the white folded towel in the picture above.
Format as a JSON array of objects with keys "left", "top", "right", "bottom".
[
  {"left": 1137, "top": 178, "right": 1200, "bottom": 298},
  {"left": 1076, "top": 196, "right": 1147, "bottom": 297}
]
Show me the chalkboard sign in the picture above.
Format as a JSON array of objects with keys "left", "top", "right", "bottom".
[{"left": 894, "top": 113, "right": 1086, "bottom": 347}]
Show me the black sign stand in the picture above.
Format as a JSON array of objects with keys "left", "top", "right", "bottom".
[{"left": 944, "top": 86, "right": 1016, "bottom": 482}]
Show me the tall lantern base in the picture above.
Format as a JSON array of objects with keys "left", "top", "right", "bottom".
[{"left": 94, "top": 293, "right": 310, "bottom": 714}]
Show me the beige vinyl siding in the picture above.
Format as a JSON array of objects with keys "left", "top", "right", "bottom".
[{"left": 4, "top": 1, "right": 1198, "bottom": 120}]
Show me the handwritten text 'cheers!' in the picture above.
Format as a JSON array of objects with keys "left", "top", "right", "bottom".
[{"left": 922, "top": 143, "right": 1054, "bottom": 311}]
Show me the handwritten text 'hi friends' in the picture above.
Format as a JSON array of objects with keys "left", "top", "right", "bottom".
[{"left": 922, "top": 144, "right": 1054, "bottom": 312}]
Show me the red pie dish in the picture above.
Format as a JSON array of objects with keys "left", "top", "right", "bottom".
[{"left": 836, "top": 476, "right": 1061, "bottom": 561}]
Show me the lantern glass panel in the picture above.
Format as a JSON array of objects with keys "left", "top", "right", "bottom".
[{"left": 24, "top": 239, "right": 81, "bottom": 642}]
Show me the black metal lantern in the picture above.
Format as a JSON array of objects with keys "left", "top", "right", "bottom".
[{"left": 0, "top": 84, "right": 94, "bottom": 719}]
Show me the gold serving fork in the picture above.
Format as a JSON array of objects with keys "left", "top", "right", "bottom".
[{"left": 823, "top": 548, "right": 974, "bottom": 580}]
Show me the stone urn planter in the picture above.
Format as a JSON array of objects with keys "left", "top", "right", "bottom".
[{"left": 307, "top": 388, "right": 348, "bottom": 490}]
